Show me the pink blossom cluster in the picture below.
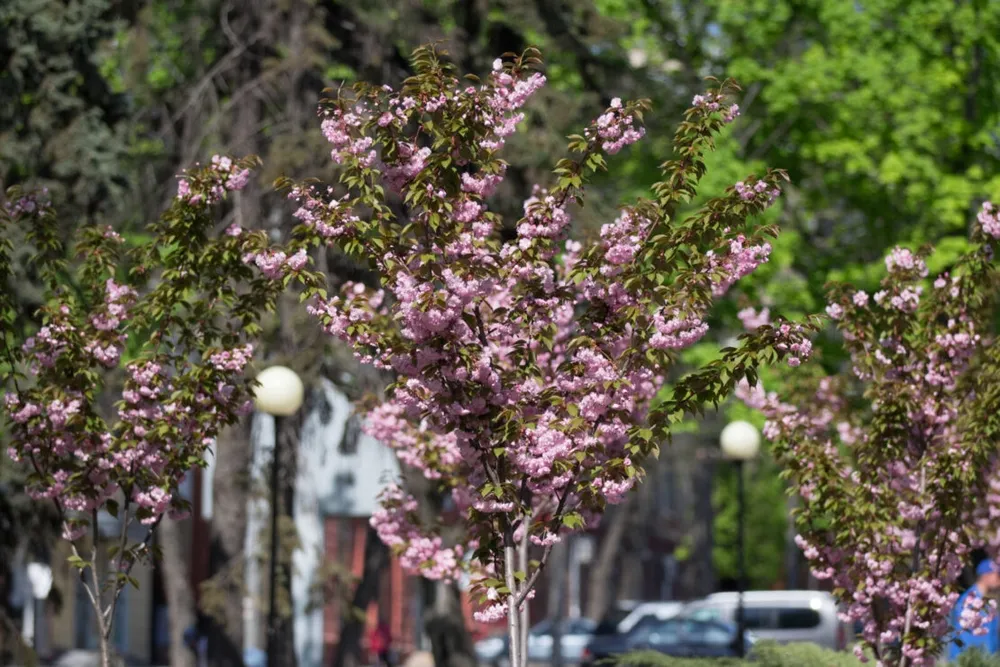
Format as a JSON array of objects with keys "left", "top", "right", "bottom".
[
  {"left": 598, "top": 210, "right": 652, "bottom": 275},
  {"left": 21, "top": 319, "right": 74, "bottom": 370},
  {"left": 708, "top": 234, "right": 773, "bottom": 297},
  {"left": 692, "top": 93, "right": 740, "bottom": 123},
  {"left": 176, "top": 154, "right": 251, "bottom": 205},
  {"left": 80, "top": 279, "right": 137, "bottom": 367},
  {"left": 480, "top": 58, "right": 547, "bottom": 151},
  {"left": 307, "top": 282, "right": 387, "bottom": 365},
  {"left": 364, "top": 401, "right": 461, "bottom": 479},
  {"left": 649, "top": 313, "right": 709, "bottom": 350},
  {"left": 241, "top": 248, "right": 309, "bottom": 279},
  {"left": 384, "top": 144, "right": 433, "bottom": 191},
  {"left": 370, "top": 485, "right": 465, "bottom": 581},
  {"left": 734, "top": 179, "right": 781, "bottom": 205},
  {"left": 209, "top": 344, "right": 255, "bottom": 371},
  {"left": 977, "top": 201, "right": 1000, "bottom": 239},
  {"left": 885, "top": 246, "right": 929, "bottom": 278},
  {"left": 517, "top": 188, "right": 572, "bottom": 244},
  {"left": 586, "top": 98, "right": 646, "bottom": 155},
  {"left": 288, "top": 185, "right": 358, "bottom": 238},
  {"left": 739, "top": 306, "right": 771, "bottom": 330},
  {"left": 3, "top": 188, "right": 51, "bottom": 218}
]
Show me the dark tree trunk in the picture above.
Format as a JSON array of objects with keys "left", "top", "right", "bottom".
[
  {"left": 332, "top": 523, "right": 391, "bottom": 667},
  {"left": 423, "top": 581, "right": 476, "bottom": 667},
  {"left": 584, "top": 500, "right": 632, "bottom": 620},
  {"left": 160, "top": 517, "right": 196, "bottom": 667},
  {"left": 207, "top": 422, "right": 252, "bottom": 667}
]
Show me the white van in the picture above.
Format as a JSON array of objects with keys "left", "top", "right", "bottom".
[{"left": 680, "top": 590, "right": 851, "bottom": 650}]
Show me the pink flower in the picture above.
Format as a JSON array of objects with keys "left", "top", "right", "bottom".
[{"left": 286, "top": 249, "right": 309, "bottom": 271}]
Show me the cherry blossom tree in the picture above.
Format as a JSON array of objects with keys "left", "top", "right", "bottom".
[
  {"left": 738, "top": 206, "right": 1000, "bottom": 666},
  {"left": 0, "top": 158, "right": 284, "bottom": 667},
  {"left": 244, "top": 46, "right": 812, "bottom": 667}
]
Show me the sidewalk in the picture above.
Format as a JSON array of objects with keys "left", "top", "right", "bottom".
[{"left": 4, "top": 649, "right": 166, "bottom": 667}]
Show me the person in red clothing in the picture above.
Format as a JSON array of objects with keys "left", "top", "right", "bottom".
[{"left": 368, "top": 620, "right": 392, "bottom": 667}]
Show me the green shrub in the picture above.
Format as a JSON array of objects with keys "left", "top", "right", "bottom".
[
  {"left": 611, "top": 642, "right": 1000, "bottom": 666},
  {"left": 952, "top": 649, "right": 1000, "bottom": 667},
  {"left": 612, "top": 642, "right": 858, "bottom": 667}
]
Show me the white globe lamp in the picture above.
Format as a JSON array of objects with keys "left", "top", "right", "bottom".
[
  {"left": 253, "top": 365, "right": 304, "bottom": 417},
  {"left": 719, "top": 420, "right": 761, "bottom": 461}
]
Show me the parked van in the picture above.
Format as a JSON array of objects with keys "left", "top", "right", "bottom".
[{"left": 679, "top": 590, "right": 851, "bottom": 650}]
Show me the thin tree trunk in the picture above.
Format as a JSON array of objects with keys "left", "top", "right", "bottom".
[
  {"left": 504, "top": 542, "right": 524, "bottom": 667},
  {"left": 160, "top": 517, "right": 197, "bottom": 667},
  {"left": 517, "top": 532, "right": 529, "bottom": 667},
  {"left": 208, "top": 423, "right": 252, "bottom": 666},
  {"left": 333, "top": 523, "right": 391, "bottom": 667}
]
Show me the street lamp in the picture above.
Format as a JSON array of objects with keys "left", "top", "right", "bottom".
[
  {"left": 254, "top": 365, "right": 304, "bottom": 667},
  {"left": 719, "top": 420, "right": 761, "bottom": 659}
]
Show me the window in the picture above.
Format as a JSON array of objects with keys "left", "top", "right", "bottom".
[
  {"left": 627, "top": 615, "right": 659, "bottom": 637},
  {"left": 742, "top": 607, "right": 775, "bottom": 629},
  {"left": 686, "top": 607, "right": 722, "bottom": 622},
  {"left": 777, "top": 607, "right": 822, "bottom": 630},
  {"left": 563, "top": 618, "right": 596, "bottom": 635},
  {"left": 681, "top": 620, "right": 730, "bottom": 646}
]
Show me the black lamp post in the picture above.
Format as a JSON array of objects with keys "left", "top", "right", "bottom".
[
  {"left": 719, "top": 420, "right": 761, "bottom": 659},
  {"left": 253, "top": 365, "right": 304, "bottom": 667}
]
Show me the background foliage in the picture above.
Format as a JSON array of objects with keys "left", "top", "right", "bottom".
[{"left": 4, "top": 0, "right": 1000, "bottom": 642}]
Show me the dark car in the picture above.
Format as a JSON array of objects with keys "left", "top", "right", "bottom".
[
  {"left": 585, "top": 617, "right": 756, "bottom": 663},
  {"left": 581, "top": 614, "right": 665, "bottom": 666}
]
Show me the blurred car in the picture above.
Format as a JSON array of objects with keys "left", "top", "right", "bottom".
[
  {"left": 589, "top": 600, "right": 643, "bottom": 638},
  {"left": 527, "top": 617, "right": 599, "bottom": 664},
  {"left": 475, "top": 633, "right": 508, "bottom": 665},
  {"left": 584, "top": 616, "right": 756, "bottom": 663},
  {"left": 613, "top": 601, "right": 686, "bottom": 635},
  {"left": 581, "top": 602, "right": 685, "bottom": 667},
  {"left": 637, "top": 617, "right": 757, "bottom": 659},
  {"left": 475, "top": 617, "right": 598, "bottom": 666},
  {"left": 679, "top": 590, "right": 851, "bottom": 650}
]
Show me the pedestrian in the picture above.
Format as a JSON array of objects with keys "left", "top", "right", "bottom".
[
  {"left": 948, "top": 559, "right": 1000, "bottom": 661},
  {"left": 183, "top": 612, "right": 210, "bottom": 667},
  {"left": 368, "top": 620, "right": 392, "bottom": 667}
]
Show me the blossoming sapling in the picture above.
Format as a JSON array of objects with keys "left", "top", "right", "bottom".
[
  {"left": 739, "top": 207, "right": 1000, "bottom": 666},
  {"left": 244, "top": 46, "right": 813, "bottom": 667},
  {"left": 0, "top": 157, "right": 283, "bottom": 667}
]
